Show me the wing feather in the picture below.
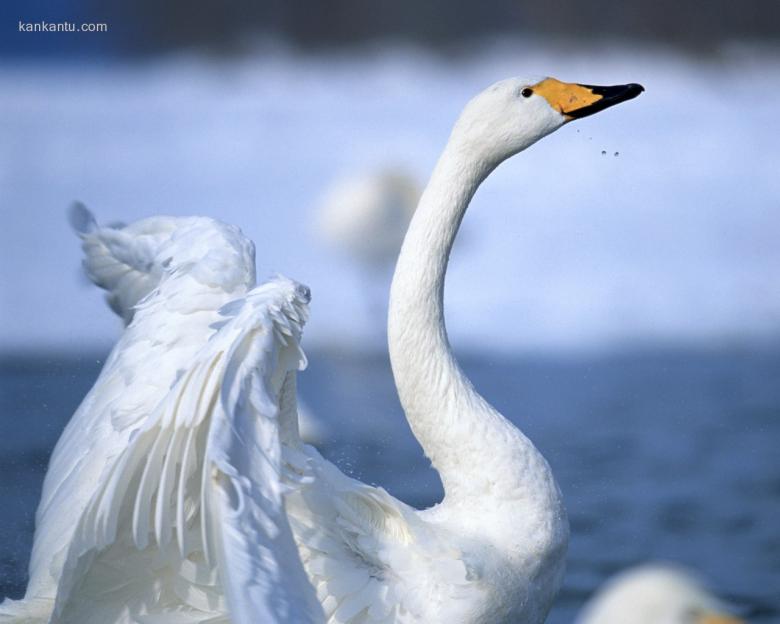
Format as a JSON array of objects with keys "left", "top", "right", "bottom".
[
  {"left": 70, "top": 205, "right": 256, "bottom": 326},
  {"left": 52, "top": 277, "right": 324, "bottom": 624},
  {"left": 176, "top": 426, "right": 199, "bottom": 558},
  {"left": 154, "top": 422, "right": 185, "bottom": 549},
  {"left": 70, "top": 203, "right": 177, "bottom": 324}
]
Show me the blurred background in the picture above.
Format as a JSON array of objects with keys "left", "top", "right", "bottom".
[{"left": 1, "top": 0, "right": 779, "bottom": 621}]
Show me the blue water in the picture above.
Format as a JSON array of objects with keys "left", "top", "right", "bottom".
[{"left": 1, "top": 347, "right": 779, "bottom": 621}]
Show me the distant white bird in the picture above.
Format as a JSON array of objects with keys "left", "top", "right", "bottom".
[
  {"left": 316, "top": 168, "right": 421, "bottom": 326},
  {"left": 316, "top": 168, "right": 420, "bottom": 270},
  {"left": 1, "top": 75, "right": 642, "bottom": 623},
  {"left": 576, "top": 564, "right": 745, "bottom": 624}
]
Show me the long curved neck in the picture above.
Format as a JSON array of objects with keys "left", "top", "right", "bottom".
[
  {"left": 387, "top": 110, "right": 568, "bottom": 623},
  {"left": 388, "top": 142, "right": 491, "bottom": 389},
  {"left": 389, "top": 139, "right": 531, "bottom": 502}
]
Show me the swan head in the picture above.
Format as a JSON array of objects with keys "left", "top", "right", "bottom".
[
  {"left": 577, "top": 564, "right": 745, "bottom": 624},
  {"left": 450, "top": 76, "right": 643, "bottom": 166}
]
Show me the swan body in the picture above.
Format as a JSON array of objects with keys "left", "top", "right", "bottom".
[
  {"left": 576, "top": 564, "right": 744, "bottom": 624},
  {"left": 1, "top": 76, "right": 642, "bottom": 623}
]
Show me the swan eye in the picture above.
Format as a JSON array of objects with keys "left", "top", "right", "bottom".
[{"left": 521, "top": 88, "right": 533, "bottom": 98}]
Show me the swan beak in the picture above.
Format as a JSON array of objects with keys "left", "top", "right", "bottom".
[
  {"left": 532, "top": 78, "right": 644, "bottom": 121},
  {"left": 697, "top": 614, "right": 745, "bottom": 624}
]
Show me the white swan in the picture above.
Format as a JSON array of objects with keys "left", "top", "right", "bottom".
[
  {"left": 576, "top": 564, "right": 745, "bottom": 624},
  {"left": 316, "top": 168, "right": 420, "bottom": 271},
  {"left": 0, "top": 75, "right": 642, "bottom": 623},
  {"left": 316, "top": 167, "right": 421, "bottom": 330}
]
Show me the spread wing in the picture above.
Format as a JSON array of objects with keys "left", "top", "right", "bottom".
[
  {"left": 24, "top": 212, "right": 257, "bottom": 608},
  {"left": 32, "top": 209, "right": 478, "bottom": 624},
  {"left": 51, "top": 277, "right": 324, "bottom": 624}
]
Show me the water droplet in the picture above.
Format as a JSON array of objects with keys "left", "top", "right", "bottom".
[
  {"left": 601, "top": 150, "right": 607, "bottom": 156},
  {"left": 614, "top": 151, "right": 619, "bottom": 157}
]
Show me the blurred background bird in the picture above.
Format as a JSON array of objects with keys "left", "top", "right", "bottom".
[
  {"left": 315, "top": 167, "right": 421, "bottom": 326},
  {"left": 576, "top": 564, "right": 744, "bottom": 624},
  {"left": 316, "top": 168, "right": 420, "bottom": 274}
]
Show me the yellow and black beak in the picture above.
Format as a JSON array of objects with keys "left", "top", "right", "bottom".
[
  {"left": 696, "top": 615, "right": 746, "bottom": 624},
  {"left": 531, "top": 78, "right": 644, "bottom": 120}
]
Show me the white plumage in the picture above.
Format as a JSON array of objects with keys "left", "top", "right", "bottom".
[
  {"left": 2, "top": 75, "right": 642, "bottom": 623},
  {"left": 69, "top": 202, "right": 328, "bottom": 448},
  {"left": 576, "top": 564, "right": 744, "bottom": 624}
]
